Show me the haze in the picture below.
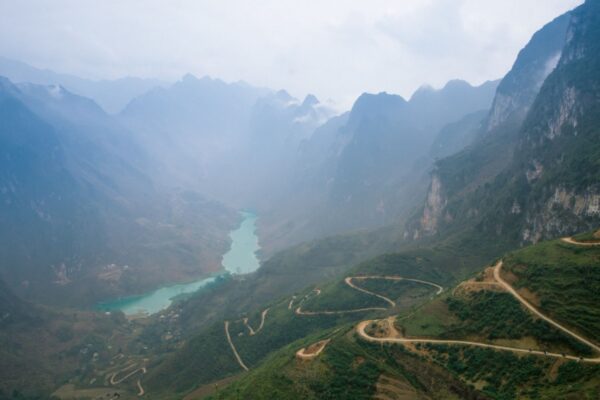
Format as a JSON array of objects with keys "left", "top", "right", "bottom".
[{"left": 0, "top": 0, "right": 582, "bottom": 107}]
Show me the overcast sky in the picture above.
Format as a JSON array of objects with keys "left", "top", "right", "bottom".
[{"left": 0, "top": 0, "right": 583, "bottom": 108}]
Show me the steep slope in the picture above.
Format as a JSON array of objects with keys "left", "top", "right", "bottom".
[
  {"left": 142, "top": 7, "right": 600, "bottom": 398},
  {"left": 210, "top": 235, "right": 600, "bottom": 400},
  {"left": 0, "top": 77, "right": 236, "bottom": 306},
  {"left": 429, "top": 109, "right": 488, "bottom": 160},
  {"left": 415, "top": 3, "right": 599, "bottom": 246},
  {"left": 413, "top": 10, "right": 573, "bottom": 240},
  {"left": 119, "top": 76, "right": 332, "bottom": 210},
  {"left": 144, "top": 229, "right": 501, "bottom": 397},
  {"left": 261, "top": 80, "right": 498, "bottom": 253}
]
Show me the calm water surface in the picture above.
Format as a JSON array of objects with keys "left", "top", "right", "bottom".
[{"left": 98, "top": 211, "right": 260, "bottom": 316}]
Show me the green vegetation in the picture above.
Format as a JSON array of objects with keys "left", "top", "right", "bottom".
[
  {"left": 149, "top": 240, "right": 497, "bottom": 396},
  {"left": 573, "top": 230, "right": 600, "bottom": 243},
  {"left": 301, "top": 281, "right": 387, "bottom": 312},
  {"left": 446, "top": 291, "right": 591, "bottom": 354},
  {"left": 147, "top": 291, "right": 375, "bottom": 395},
  {"left": 207, "top": 330, "right": 383, "bottom": 400},
  {"left": 358, "top": 279, "right": 434, "bottom": 308},
  {"left": 503, "top": 239, "right": 600, "bottom": 339},
  {"left": 425, "top": 344, "right": 551, "bottom": 400},
  {"left": 425, "top": 344, "right": 600, "bottom": 400}
]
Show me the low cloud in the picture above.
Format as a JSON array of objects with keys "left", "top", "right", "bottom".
[{"left": 0, "top": 0, "right": 583, "bottom": 109}]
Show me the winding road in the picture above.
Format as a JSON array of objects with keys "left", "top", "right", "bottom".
[
  {"left": 295, "top": 276, "right": 443, "bottom": 315},
  {"left": 224, "top": 234, "right": 600, "bottom": 372},
  {"left": 357, "top": 259, "right": 600, "bottom": 363},
  {"left": 225, "top": 320, "right": 250, "bottom": 371},
  {"left": 109, "top": 363, "right": 147, "bottom": 396},
  {"left": 296, "top": 339, "right": 330, "bottom": 360},
  {"left": 561, "top": 236, "right": 600, "bottom": 246},
  {"left": 243, "top": 308, "right": 270, "bottom": 336}
]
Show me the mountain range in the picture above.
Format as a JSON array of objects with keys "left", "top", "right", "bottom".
[{"left": 1, "top": 1, "right": 599, "bottom": 399}]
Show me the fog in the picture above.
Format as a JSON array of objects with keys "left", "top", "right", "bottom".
[{"left": 0, "top": 0, "right": 582, "bottom": 108}]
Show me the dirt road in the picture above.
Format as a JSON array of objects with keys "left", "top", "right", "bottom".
[
  {"left": 295, "top": 276, "right": 443, "bottom": 315},
  {"left": 225, "top": 321, "right": 249, "bottom": 371},
  {"left": 243, "top": 308, "right": 269, "bottom": 336},
  {"left": 296, "top": 339, "right": 330, "bottom": 360},
  {"left": 561, "top": 236, "right": 600, "bottom": 246},
  {"left": 356, "top": 260, "right": 600, "bottom": 363},
  {"left": 493, "top": 260, "right": 600, "bottom": 354}
]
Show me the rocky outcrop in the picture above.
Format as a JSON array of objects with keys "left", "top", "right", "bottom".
[
  {"left": 419, "top": 174, "right": 446, "bottom": 235},
  {"left": 546, "top": 86, "right": 579, "bottom": 139},
  {"left": 522, "top": 186, "right": 600, "bottom": 243}
]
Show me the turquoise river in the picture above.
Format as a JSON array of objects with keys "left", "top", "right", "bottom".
[{"left": 97, "top": 211, "right": 260, "bottom": 316}]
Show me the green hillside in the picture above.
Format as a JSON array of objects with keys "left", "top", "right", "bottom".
[{"left": 208, "top": 235, "right": 600, "bottom": 400}]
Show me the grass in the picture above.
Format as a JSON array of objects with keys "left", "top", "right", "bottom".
[
  {"left": 398, "top": 298, "right": 457, "bottom": 337},
  {"left": 503, "top": 238, "right": 600, "bottom": 339},
  {"left": 572, "top": 230, "right": 600, "bottom": 243}
]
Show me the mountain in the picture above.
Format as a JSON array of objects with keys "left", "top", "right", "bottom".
[
  {"left": 259, "top": 79, "right": 498, "bottom": 253},
  {"left": 0, "top": 57, "right": 166, "bottom": 113},
  {"left": 429, "top": 109, "right": 488, "bottom": 159},
  {"left": 133, "top": 4, "right": 600, "bottom": 398},
  {"left": 3, "top": 2, "right": 600, "bottom": 399},
  {"left": 211, "top": 236, "right": 600, "bottom": 400},
  {"left": 119, "top": 75, "right": 333, "bottom": 208},
  {"left": 413, "top": 10, "right": 575, "bottom": 241},
  {"left": 486, "top": 12, "right": 572, "bottom": 132},
  {"left": 0, "top": 77, "right": 236, "bottom": 306}
]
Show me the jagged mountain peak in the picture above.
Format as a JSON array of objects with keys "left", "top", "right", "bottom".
[{"left": 301, "top": 93, "right": 319, "bottom": 107}]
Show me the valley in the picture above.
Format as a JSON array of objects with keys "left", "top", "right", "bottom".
[
  {"left": 98, "top": 211, "right": 261, "bottom": 317},
  {"left": 1, "top": 1, "right": 600, "bottom": 399}
]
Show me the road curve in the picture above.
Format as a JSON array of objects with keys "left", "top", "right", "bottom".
[
  {"left": 561, "top": 237, "right": 600, "bottom": 246},
  {"left": 243, "top": 308, "right": 270, "bottom": 336},
  {"left": 295, "top": 276, "right": 443, "bottom": 316},
  {"left": 296, "top": 339, "right": 330, "bottom": 360},
  {"left": 110, "top": 366, "right": 147, "bottom": 385},
  {"left": 136, "top": 379, "right": 145, "bottom": 396},
  {"left": 493, "top": 261, "right": 600, "bottom": 354},
  {"left": 356, "top": 260, "right": 600, "bottom": 363},
  {"left": 225, "top": 321, "right": 249, "bottom": 371},
  {"left": 356, "top": 320, "right": 599, "bottom": 363}
]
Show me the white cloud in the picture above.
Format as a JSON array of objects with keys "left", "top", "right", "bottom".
[{"left": 0, "top": 0, "right": 583, "bottom": 109}]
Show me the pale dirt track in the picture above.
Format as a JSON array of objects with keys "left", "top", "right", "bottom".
[
  {"left": 561, "top": 236, "right": 600, "bottom": 246},
  {"left": 295, "top": 339, "right": 331, "bottom": 360},
  {"left": 243, "top": 308, "right": 270, "bottom": 336},
  {"left": 226, "top": 238, "right": 600, "bottom": 373},
  {"left": 136, "top": 379, "right": 144, "bottom": 396},
  {"left": 492, "top": 261, "right": 600, "bottom": 354},
  {"left": 225, "top": 320, "right": 249, "bottom": 371},
  {"left": 109, "top": 363, "right": 147, "bottom": 397},
  {"left": 357, "top": 260, "right": 600, "bottom": 363},
  {"left": 295, "top": 276, "right": 443, "bottom": 316}
]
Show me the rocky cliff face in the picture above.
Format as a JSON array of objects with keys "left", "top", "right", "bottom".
[
  {"left": 513, "top": 0, "right": 600, "bottom": 242},
  {"left": 414, "top": 2, "right": 599, "bottom": 245},
  {"left": 418, "top": 174, "right": 446, "bottom": 236},
  {"left": 522, "top": 186, "right": 600, "bottom": 243},
  {"left": 486, "top": 13, "right": 570, "bottom": 132}
]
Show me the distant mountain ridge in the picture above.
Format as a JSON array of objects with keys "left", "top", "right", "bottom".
[
  {"left": 0, "top": 76, "right": 237, "bottom": 306},
  {"left": 260, "top": 78, "right": 499, "bottom": 252},
  {"left": 0, "top": 56, "right": 167, "bottom": 113}
]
